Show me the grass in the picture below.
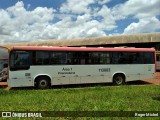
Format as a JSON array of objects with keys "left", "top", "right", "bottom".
[{"left": 0, "top": 85, "right": 159, "bottom": 119}]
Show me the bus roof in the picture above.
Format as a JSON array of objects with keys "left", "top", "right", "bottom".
[{"left": 9, "top": 46, "right": 155, "bottom": 52}]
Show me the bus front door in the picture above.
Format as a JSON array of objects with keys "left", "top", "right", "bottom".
[{"left": 8, "top": 51, "right": 32, "bottom": 87}]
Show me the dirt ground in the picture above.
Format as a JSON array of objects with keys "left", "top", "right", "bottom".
[{"left": 144, "top": 72, "right": 160, "bottom": 85}]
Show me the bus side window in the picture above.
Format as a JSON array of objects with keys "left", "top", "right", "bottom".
[
  {"left": 128, "top": 52, "right": 143, "bottom": 64},
  {"left": 66, "top": 52, "right": 72, "bottom": 64},
  {"left": 111, "top": 52, "right": 128, "bottom": 64},
  {"left": 35, "top": 51, "right": 50, "bottom": 65},
  {"left": 50, "top": 52, "right": 67, "bottom": 65}
]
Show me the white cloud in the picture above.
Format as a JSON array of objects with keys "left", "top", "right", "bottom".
[
  {"left": 96, "top": 5, "right": 117, "bottom": 30},
  {"left": 0, "top": 10, "right": 11, "bottom": 35},
  {"left": 0, "top": 1, "right": 112, "bottom": 44},
  {"left": 112, "top": 0, "right": 160, "bottom": 19},
  {"left": 98, "top": 0, "right": 110, "bottom": 5},
  {"left": 0, "top": 0, "right": 159, "bottom": 44},
  {"left": 111, "top": 0, "right": 160, "bottom": 34},
  {"left": 87, "top": 27, "right": 106, "bottom": 37},
  {"left": 0, "top": 1, "right": 55, "bottom": 44},
  {"left": 53, "top": 18, "right": 106, "bottom": 40},
  {"left": 60, "top": 0, "right": 117, "bottom": 31},
  {"left": 76, "top": 14, "right": 91, "bottom": 24},
  {"left": 123, "top": 17, "right": 160, "bottom": 34},
  {"left": 60, "top": 0, "right": 95, "bottom": 14}
]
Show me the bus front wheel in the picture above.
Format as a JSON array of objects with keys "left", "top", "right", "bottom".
[
  {"left": 113, "top": 74, "right": 125, "bottom": 85},
  {"left": 35, "top": 76, "right": 51, "bottom": 89}
]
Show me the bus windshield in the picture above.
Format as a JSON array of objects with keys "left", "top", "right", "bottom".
[
  {"left": 0, "top": 47, "right": 8, "bottom": 81},
  {"left": 10, "top": 51, "right": 30, "bottom": 70}
]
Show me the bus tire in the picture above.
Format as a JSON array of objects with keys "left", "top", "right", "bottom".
[
  {"left": 35, "top": 76, "right": 51, "bottom": 89},
  {"left": 113, "top": 74, "right": 125, "bottom": 85}
]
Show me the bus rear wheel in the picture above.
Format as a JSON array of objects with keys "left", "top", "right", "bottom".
[
  {"left": 35, "top": 77, "right": 51, "bottom": 89},
  {"left": 113, "top": 74, "right": 125, "bottom": 85}
]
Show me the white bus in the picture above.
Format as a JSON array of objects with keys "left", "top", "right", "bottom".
[
  {"left": 156, "top": 51, "right": 160, "bottom": 70},
  {"left": 0, "top": 46, "right": 156, "bottom": 89}
]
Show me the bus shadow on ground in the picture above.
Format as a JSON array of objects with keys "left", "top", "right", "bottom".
[
  {"left": 152, "top": 96, "right": 160, "bottom": 101},
  {"left": 126, "top": 80, "right": 152, "bottom": 85},
  {"left": 3, "top": 80, "right": 153, "bottom": 90},
  {"left": 51, "top": 80, "right": 152, "bottom": 89}
]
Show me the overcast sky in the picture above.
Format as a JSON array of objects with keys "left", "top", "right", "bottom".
[{"left": 0, "top": 0, "right": 160, "bottom": 44}]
